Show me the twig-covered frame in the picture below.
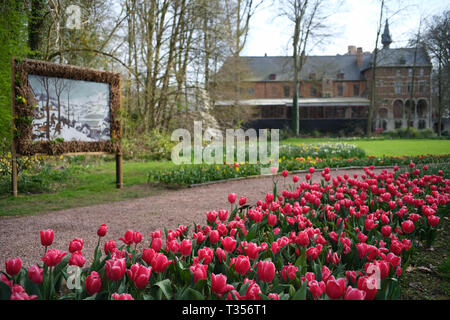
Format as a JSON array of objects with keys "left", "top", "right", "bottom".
[{"left": 12, "top": 58, "right": 122, "bottom": 155}]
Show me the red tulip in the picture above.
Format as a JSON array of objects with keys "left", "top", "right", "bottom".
[
  {"left": 151, "top": 253, "right": 172, "bottom": 273},
  {"left": 428, "top": 215, "right": 440, "bottom": 227},
  {"left": 197, "top": 247, "right": 214, "bottom": 265},
  {"left": 97, "top": 224, "right": 108, "bottom": 237},
  {"left": 133, "top": 231, "right": 143, "bottom": 244},
  {"left": 257, "top": 260, "right": 276, "bottom": 283},
  {"left": 119, "top": 230, "right": 134, "bottom": 245},
  {"left": 190, "top": 263, "right": 208, "bottom": 283},
  {"left": 85, "top": 271, "right": 102, "bottom": 295},
  {"left": 211, "top": 273, "right": 234, "bottom": 296},
  {"left": 231, "top": 255, "right": 250, "bottom": 275},
  {"left": 357, "top": 276, "right": 378, "bottom": 300},
  {"left": 104, "top": 240, "right": 117, "bottom": 255},
  {"left": 296, "top": 231, "right": 309, "bottom": 247},
  {"left": 142, "top": 248, "right": 156, "bottom": 266},
  {"left": 344, "top": 286, "right": 367, "bottom": 300},
  {"left": 180, "top": 239, "right": 193, "bottom": 257},
  {"left": 244, "top": 242, "right": 260, "bottom": 260},
  {"left": 267, "top": 214, "right": 277, "bottom": 227},
  {"left": 268, "top": 293, "right": 280, "bottom": 300},
  {"left": 5, "top": 257, "right": 22, "bottom": 276},
  {"left": 68, "top": 251, "right": 86, "bottom": 267},
  {"left": 10, "top": 284, "right": 37, "bottom": 300},
  {"left": 221, "top": 236, "right": 236, "bottom": 253},
  {"left": 265, "top": 193, "right": 274, "bottom": 203},
  {"left": 293, "top": 175, "right": 299, "bottom": 183},
  {"left": 218, "top": 210, "right": 228, "bottom": 221},
  {"left": 325, "top": 277, "right": 347, "bottom": 300},
  {"left": 239, "top": 196, "right": 247, "bottom": 206},
  {"left": 105, "top": 258, "right": 126, "bottom": 281},
  {"left": 282, "top": 263, "right": 298, "bottom": 282},
  {"left": 282, "top": 170, "right": 288, "bottom": 177},
  {"left": 206, "top": 211, "right": 217, "bottom": 223},
  {"left": 308, "top": 280, "right": 324, "bottom": 300},
  {"left": 381, "top": 225, "right": 392, "bottom": 237},
  {"left": 166, "top": 240, "right": 179, "bottom": 254},
  {"left": 215, "top": 247, "right": 226, "bottom": 263},
  {"left": 401, "top": 220, "right": 415, "bottom": 234},
  {"left": 228, "top": 193, "right": 237, "bottom": 204},
  {"left": 309, "top": 167, "right": 315, "bottom": 174},
  {"left": 127, "top": 263, "right": 152, "bottom": 289},
  {"left": 208, "top": 230, "right": 220, "bottom": 245},
  {"left": 27, "top": 265, "right": 43, "bottom": 284},
  {"left": 111, "top": 293, "right": 134, "bottom": 300},
  {"left": 69, "top": 238, "right": 84, "bottom": 253},
  {"left": 151, "top": 237, "right": 163, "bottom": 252},
  {"left": 40, "top": 229, "right": 54, "bottom": 247},
  {"left": 41, "top": 249, "right": 67, "bottom": 267},
  {"left": 244, "top": 279, "right": 262, "bottom": 300}
]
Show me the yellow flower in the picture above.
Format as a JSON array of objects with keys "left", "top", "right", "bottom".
[{"left": 236, "top": 167, "right": 240, "bottom": 172}]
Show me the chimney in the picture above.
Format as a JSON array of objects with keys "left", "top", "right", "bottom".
[
  {"left": 348, "top": 45, "right": 357, "bottom": 55},
  {"left": 356, "top": 47, "right": 363, "bottom": 67}
]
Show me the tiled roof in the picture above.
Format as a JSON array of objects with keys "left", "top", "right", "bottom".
[{"left": 223, "top": 47, "right": 431, "bottom": 82}]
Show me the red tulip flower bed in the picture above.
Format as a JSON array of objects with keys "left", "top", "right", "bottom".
[{"left": 1, "top": 164, "right": 449, "bottom": 300}]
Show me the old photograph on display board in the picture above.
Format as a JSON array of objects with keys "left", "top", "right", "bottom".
[{"left": 28, "top": 75, "right": 111, "bottom": 142}]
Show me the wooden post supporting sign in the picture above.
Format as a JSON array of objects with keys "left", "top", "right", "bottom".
[{"left": 11, "top": 56, "right": 18, "bottom": 197}]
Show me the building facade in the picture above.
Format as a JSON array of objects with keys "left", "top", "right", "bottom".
[{"left": 215, "top": 22, "right": 433, "bottom": 134}]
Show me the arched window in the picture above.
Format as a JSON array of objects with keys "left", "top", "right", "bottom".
[
  {"left": 393, "top": 100, "right": 403, "bottom": 118},
  {"left": 417, "top": 100, "right": 427, "bottom": 118}
]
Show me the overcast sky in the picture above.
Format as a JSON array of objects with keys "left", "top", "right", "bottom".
[{"left": 242, "top": 0, "right": 450, "bottom": 57}]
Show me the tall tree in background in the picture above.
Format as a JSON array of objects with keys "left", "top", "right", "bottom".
[
  {"left": 367, "top": 0, "right": 385, "bottom": 137},
  {"left": 420, "top": 10, "right": 449, "bottom": 136},
  {"left": 279, "top": 0, "right": 330, "bottom": 136}
]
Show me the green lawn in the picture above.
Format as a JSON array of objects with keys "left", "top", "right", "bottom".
[
  {"left": 0, "top": 160, "right": 176, "bottom": 216},
  {"left": 282, "top": 138, "right": 450, "bottom": 157}
]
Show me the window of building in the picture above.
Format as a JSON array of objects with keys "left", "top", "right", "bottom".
[
  {"left": 283, "top": 86, "right": 290, "bottom": 98},
  {"left": 395, "top": 121, "right": 402, "bottom": 129},
  {"left": 353, "top": 84, "right": 360, "bottom": 96},
  {"left": 420, "top": 68, "right": 424, "bottom": 76},
  {"left": 418, "top": 120, "right": 426, "bottom": 129},
  {"left": 407, "top": 82, "right": 412, "bottom": 93},
  {"left": 419, "top": 81, "right": 425, "bottom": 94},
  {"left": 337, "top": 85, "right": 344, "bottom": 96},
  {"left": 395, "top": 81, "right": 402, "bottom": 94},
  {"left": 270, "top": 86, "right": 278, "bottom": 97},
  {"left": 269, "top": 74, "right": 276, "bottom": 80},
  {"left": 310, "top": 86, "right": 317, "bottom": 97},
  {"left": 396, "top": 69, "right": 401, "bottom": 77},
  {"left": 408, "top": 68, "right": 413, "bottom": 76},
  {"left": 376, "top": 80, "right": 383, "bottom": 87},
  {"left": 261, "top": 106, "right": 285, "bottom": 119},
  {"left": 247, "top": 87, "right": 254, "bottom": 96}
]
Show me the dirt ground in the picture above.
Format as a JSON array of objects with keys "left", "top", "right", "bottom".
[{"left": 0, "top": 168, "right": 386, "bottom": 269}]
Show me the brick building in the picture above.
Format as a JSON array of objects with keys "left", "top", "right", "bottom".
[{"left": 215, "top": 21, "right": 433, "bottom": 134}]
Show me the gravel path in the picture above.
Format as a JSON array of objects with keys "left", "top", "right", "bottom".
[{"left": 0, "top": 167, "right": 387, "bottom": 269}]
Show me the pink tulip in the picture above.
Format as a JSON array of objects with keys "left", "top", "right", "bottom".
[
  {"left": 5, "top": 257, "right": 22, "bottom": 276},
  {"left": 257, "top": 260, "right": 276, "bottom": 283}
]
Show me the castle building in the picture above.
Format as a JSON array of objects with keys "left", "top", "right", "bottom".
[{"left": 215, "top": 21, "right": 433, "bottom": 134}]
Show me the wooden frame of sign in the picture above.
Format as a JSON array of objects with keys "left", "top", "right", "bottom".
[{"left": 10, "top": 57, "right": 123, "bottom": 196}]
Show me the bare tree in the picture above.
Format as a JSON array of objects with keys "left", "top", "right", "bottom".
[
  {"left": 420, "top": 10, "right": 450, "bottom": 136},
  {"left": 279, "top": 0, "right": 334, "bottom": 135}
]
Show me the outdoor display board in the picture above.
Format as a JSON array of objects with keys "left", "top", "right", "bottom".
[{"left": 10, "top": 58, "right": 123, "bottom": 195}]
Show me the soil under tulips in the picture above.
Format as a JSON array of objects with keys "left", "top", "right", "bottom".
[{"left": 0, "top": 167, "right": 449, "bottom": 300}]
